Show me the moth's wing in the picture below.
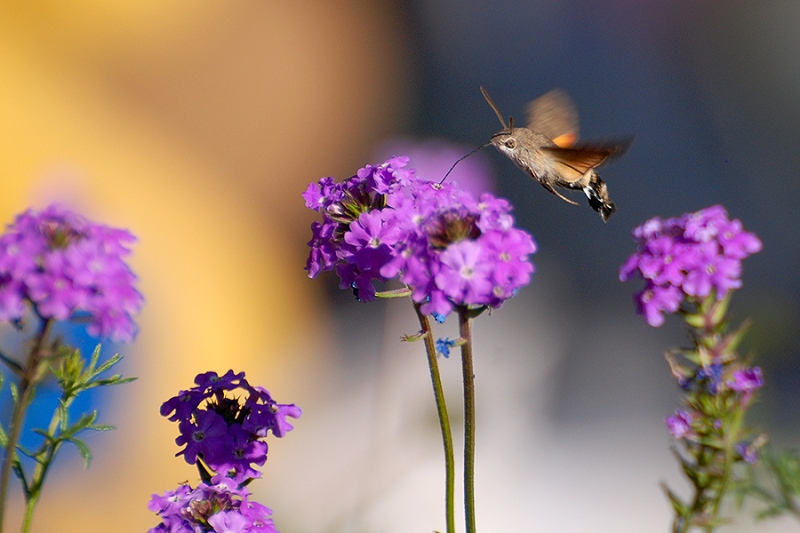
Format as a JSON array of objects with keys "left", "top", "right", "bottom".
[
  {"left": 526, "top": 89, "right": 580, "bottom": 148},
  {"left": 541, "top": 139, "right": 632, "bottom": 183}
]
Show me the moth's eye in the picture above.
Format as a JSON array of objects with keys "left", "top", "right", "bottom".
[{"left": 504, "top": 139, "right": 516, "bottom": 149}]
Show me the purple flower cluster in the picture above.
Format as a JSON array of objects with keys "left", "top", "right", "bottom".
[
  {"left": 147, "top": 476, "right": 277, "bottom": 533},
  {"left": 304, "top": 156, "right": 536, "bottom": 316},
  {"left": 665, "top": 364, "right": 762, "bottom": 442},
  {"left": 0, "top": 204, "right": 143, "bottom": 342},
  {"left": 160, "top": 370, "right": 301, "bottom": 484},
  {"left": 619, "top": 205, "right": 762, "bottom": 327}
]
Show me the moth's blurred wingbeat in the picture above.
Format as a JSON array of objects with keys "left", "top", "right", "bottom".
[{"left": 481, "top": 86, "right": 631, "bottom": 222}]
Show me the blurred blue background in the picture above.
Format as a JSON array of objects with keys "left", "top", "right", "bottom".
[{"left": 0, "top": 1, "right": 798, "bottom": 532}]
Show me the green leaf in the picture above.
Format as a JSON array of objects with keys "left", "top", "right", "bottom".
[
  {"left": 30, "top": 428, "right": 57, "bottom": 443},
  {"left": 696, "top": 436, "right": 725, "bottom": 449},
  {"left": 87, "top": 424, "right": 115, "bottom": 432},
  {"left": 374, "top": 287, "right": 412, "bottom": 299},
  {"left": 11, "top": 461, "right": 29, "bottom": 495},
  {"left": 661, "top": 482, "right": 688, "bottom": 515},
  {"left": 684, "top": 312, "right": 706, "bottom": 329},
  {"left": 464, "top": 305, "right": 488, "bottom": 320},
  {"left": 87, "top": 344, "right": 101, "bottom": 371},
  {"left": 66, "top": 437, "right": 92, "bottom": 469},
  {"left": 62, "top": 411, "right": 99, "bottom": 439},
  {"left": 710, "top": 292, "right": 732, "bottom": 327}
]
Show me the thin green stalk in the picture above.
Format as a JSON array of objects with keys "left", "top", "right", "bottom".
[
  {"left": 0, "top": 380, "right": 34, "bottom": 532},
  {"left": 19, "top": 488, "right": 35, "bottom": 533},
  {"left": 0, "top": 318, "right": 54, "bottom": 531},
  {"left": 413, "top": 303, "right": 456, "bottom": 533},
  {"left": 20, "top": 365, "right": 79, "bottom": 533},
  {"left": 458, "top": 307, "right": 476, "bottom": 533}
]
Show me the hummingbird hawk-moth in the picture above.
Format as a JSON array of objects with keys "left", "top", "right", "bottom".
[{"left": 481, "top": 86, "right": 630, "bottom": 222}]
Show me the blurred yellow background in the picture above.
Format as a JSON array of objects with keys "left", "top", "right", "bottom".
[{"left": 0, "top": 2, "right": 410, "bottom": 531}]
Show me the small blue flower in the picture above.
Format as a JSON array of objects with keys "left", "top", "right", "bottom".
[{"left": 436, "top": 337, "right": 455, "bottom": 358}]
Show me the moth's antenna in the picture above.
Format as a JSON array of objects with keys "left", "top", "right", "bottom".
[
  {"left": 509, "top": 115, "right": 514, "bottom": 134},
  {"left": 480, "top": 86, "right": 508, "bottom": 129},
  {"left": 439, "top": 143, "right": 491, "bottom": 184}
]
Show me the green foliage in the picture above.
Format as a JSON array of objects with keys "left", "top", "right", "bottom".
[
  {"left": 735, "top": 447, "right": 800, "bottom": 521},
  {"left": 0, "top": 338, "right": 135, "bottom": 532}
]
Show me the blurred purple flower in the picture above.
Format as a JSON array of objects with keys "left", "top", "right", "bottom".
[
  {"left": 735, "top": 441, "right": 760, "bottom": 464},
  {"left": 147, "top": 477, "right": 277, "bottom": 533},
  {"left": 665, "top": 409, "right": 693, "bottom": 439},
  {"left": 728, "top": 367, "right": 763, "bottom": 393},
  {"left": 0, "top": 204, "right": 143, "bottom": 341}
]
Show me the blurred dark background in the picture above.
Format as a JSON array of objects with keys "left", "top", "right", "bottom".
[{"left": 395, "top": 0, "right": 800, "bottom": 427}]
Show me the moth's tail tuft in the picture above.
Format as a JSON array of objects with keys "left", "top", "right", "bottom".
[{"left": 584, "top": 172, "right": 616, "bottom": 223}]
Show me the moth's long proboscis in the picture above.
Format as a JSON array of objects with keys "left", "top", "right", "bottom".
[{"left": 439, "top": 143, "right": 491, "bottom": 184}]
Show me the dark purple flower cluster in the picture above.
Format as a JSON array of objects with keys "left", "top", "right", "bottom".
[
  {"left": 619, "top": 205, "right": 762, "bottom": 327},
  {"left": 665, "top": 363, "right": 762, "bottom": 439},
  {"left": 303, "top": 157, "right": 536, "bottom": 316},
  {"left": 0, "top": 204, "right": 143, "bottom": 342},
  {"left": 147, "top": 476, "right": 277, "bottom": 533},
  {"left": 160, "top": 370, "right": 301, "bottom": 484}
]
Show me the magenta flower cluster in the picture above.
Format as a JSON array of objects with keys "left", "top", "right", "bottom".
[
  {"left": 619, "top": 205, "right": 762, "bottom": 327},
  {"left": 0, "top": 204, "right": 143, "bottom": 342},
  {"left": 160, "top": 370, "right": 301, "bottom": 483},
  {"left": 303, "top": 156, "right": 536, "bottom": 316},
  {"left": 147, "top": 476, "right": 277, "bottom": 533}
]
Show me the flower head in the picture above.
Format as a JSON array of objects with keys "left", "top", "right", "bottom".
[
  {"left": 147, "top": 477, "right": 278, "bottom": 533},
  {"left": 304, "top": 157, "right": 536, "bottom": 316},
  {"left": 665, "top": 409, "right": 694, "bottom": 439},
  {"left": 160, "top": 371, "right": 301, "bottom": 484},
  {"left": 620, "top": 205, "right": 761, "bottom": 327},
  {"left": 0, "top": 204, "right": 143, "bottom": 342},
  {"left": 727, "top": 366, "right": 763, "bottom": 393}
]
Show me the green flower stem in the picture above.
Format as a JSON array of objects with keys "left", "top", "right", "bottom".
[
  {"left": 413, "top": 303, "right": 456, "bottom": 533},
  {"left": 20, "top": 356, "right": 86, "bottom": 533},
  {"left": 458, "top": 307, "right": 476, "bottom": 533},
  {"left": 0, "top": 318, "right": 54, "bottom": 532}
]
